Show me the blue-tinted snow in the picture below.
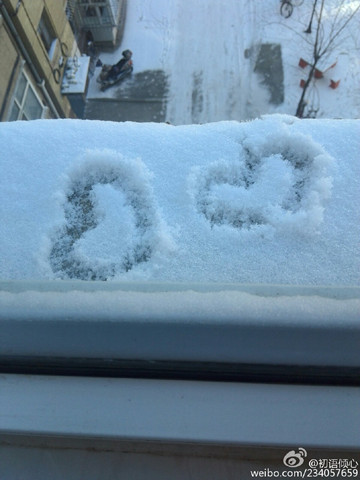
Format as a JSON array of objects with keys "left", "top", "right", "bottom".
[{"left": 0, "top": 115, "right": 359, "bottom": 285}]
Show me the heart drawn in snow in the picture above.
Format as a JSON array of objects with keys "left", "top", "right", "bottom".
[
  {"left": 50, "top": 153, "right": 159, "bottom": 280},
  {"left": 190, "top": 131, "right": 333, "bottom": 233}
]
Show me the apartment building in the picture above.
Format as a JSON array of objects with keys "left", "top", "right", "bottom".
[{"left": 0, "top": 0, "right": 83, "bottom": 121}]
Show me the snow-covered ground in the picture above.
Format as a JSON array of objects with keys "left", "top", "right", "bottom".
[
  {"left": 0, "top": 115, "right": 359, "bottom": 285},
  {"left": 87, "top": 0, "right": 360, "bottom": 124}
]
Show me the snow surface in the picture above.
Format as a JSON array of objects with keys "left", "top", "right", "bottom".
[
  {"left": 0, "top": 114, "right": 359, "bottom": 285},
  {"left": 1, "top": 288, "right": 359, "bottom": 324},
  {"left": 87, "top": 0, "right": 360, "bottom": 123}
]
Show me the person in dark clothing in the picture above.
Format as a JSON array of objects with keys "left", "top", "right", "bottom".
[{"left": 108, "top": 49, "right": 132, "bottom": 80}]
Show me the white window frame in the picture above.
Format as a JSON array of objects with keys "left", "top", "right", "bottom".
[
  {"left": 0, "top": 281, "right": 359, "bottom": 454},
  {"left": 8, "top": 71, "right": 45, "bottom": 121},
  {"left": 1, "top": 373, "right": 359, "bottom": 449}
]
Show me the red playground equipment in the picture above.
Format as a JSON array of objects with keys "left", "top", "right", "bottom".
[{"left": 298, "top": 57, "right": 340, "bottom": 89}]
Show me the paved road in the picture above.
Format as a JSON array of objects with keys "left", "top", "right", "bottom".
[
  {"left": 85, "top": 43, "right": 283, "bottom": 123},
  {"left": 85, "top": 69, "right": 168, "bottom": 122}
]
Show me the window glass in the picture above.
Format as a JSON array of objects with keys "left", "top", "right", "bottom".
[
  {"left": 8, "top": 103, "right": 20, "bottom": 122},
  {"left": 99, "top": 6, "right": 108, "bottom": 20},
  {"left": 84, "top": 6, "right": 97, "bottom": 17},
  {"left": 23, "top": 87, "right": 43, "bottom": 120},
  {"left": 15, "top": 74, "right": 27, "bottom": 103},
  {"left": 38, "top": 9, "right": 57, "bottom": 58},
  {"left": 80, "top": 0, "right": 111, "bottom": 26}
]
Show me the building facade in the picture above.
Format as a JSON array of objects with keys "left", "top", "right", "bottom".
[
  {"left": 67, "top": 0, "right": 126, "bottom": 47},
  {"left": 0, "top": 0, "right": 80, "bottom": 121}
]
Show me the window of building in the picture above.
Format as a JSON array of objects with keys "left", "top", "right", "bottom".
[
  {"left": 37, "top": 8, "right": 57, "bottom": 59},
  {"left": 79, "top": 0, "right": 112, "bottom": 27},
  {"left": 8, "top": 72, "right": 44, "bottom": 121}
]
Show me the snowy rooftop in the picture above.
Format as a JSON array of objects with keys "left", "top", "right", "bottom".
[{"left": 0, "top": 114, "right": 359, "bottom": 286}]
